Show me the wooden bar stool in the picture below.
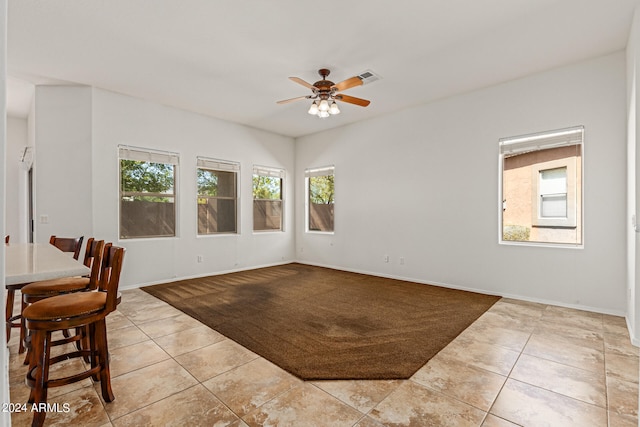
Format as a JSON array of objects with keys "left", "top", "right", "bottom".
[
  {"left": 23, "top": 245, "right": 125, "bottom": 427},
  {"left": 20, "top": 239, "right": 106, "bottom": 358},
  {"left": 49, "top": 235, "right": 84, "bottom": 260},
  {"left": 5, "top": 235, "right": 84, "bottom": 348}
]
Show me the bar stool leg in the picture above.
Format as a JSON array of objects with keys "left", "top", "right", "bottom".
[
  {"left": 96, "top": 320, "right": 114, "bottom": 401},
  {"left": 19, "top": 299, "right": 27, "bottom": 353},
  {"left": 29, "top": 329, "right": 51, "bottom": 427},
  {"left": 5, "top": 288, "right": 15, "bottom": 341}
]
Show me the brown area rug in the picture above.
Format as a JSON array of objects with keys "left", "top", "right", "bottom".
[{"left": 142, "top": 263, "right": 500, "bottom": 380}]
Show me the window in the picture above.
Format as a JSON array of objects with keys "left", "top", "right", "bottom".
[
  {"left": 119, "top": 146, "right": 178, "bottom": 239},
  {"left": 539, "top": 167, "right": 567, "bottom": 218},
  {"left": 197, "top": 157, "right": 239, "bottom": 235},
  {"left": 305, "top": 166, "right": 335, "bottom": 232},
  {"left": 500, "top": 126, "right": 583, "bottom": 245},
  {"left": 253, "top": 166, "right": 284, "bottom": 231}
]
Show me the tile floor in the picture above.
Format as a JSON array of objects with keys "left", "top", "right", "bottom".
[{"left": 7, "top": 289, "right": 640, "bottom": 426}]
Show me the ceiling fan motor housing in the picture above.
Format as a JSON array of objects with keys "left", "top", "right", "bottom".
[{"left": 314, "top": 69, "right": 336, "bottom": 99}]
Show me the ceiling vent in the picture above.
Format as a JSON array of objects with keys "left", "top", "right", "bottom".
[{"left": 357, "top": 70, "right": 381, "bottom": 85}]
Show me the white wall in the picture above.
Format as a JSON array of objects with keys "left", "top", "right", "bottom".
[
  {"left": 1, "top": 0, "right": 10, "bottom": 423},
  {"left": 89, "top": 88, "right": 296, "bottom": 287},
  {"left": 627, "top": 8, "right": 640, "bottom": 345},
  {"left": 6, "top": 117, "right": 27, "bottom": 241},
  {"left": 33, "top": 86, "right": 93, "bottom": 243},
  {"left": 296, "top": 52, "right": 627, "bottom": 316}
]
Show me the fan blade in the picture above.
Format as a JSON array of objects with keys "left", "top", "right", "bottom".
[
  {"left": 332, "top": 76, "right": 363, "bottom": 92},
  {"left": 276, "top": 95, "right": 309, "bottom": 104},
  {"left": 335, "top": 94, "right": 370, "bottom": 107},
  {"left": 289, "top": 77, "right": 316, "bottom": 90}
]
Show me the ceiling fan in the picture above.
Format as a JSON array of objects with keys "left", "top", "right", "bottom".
[{"left": 277, "top": 68, "right": 371, "bottom": 118}]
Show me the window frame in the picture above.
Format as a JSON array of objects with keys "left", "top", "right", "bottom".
[
  {"left": 499, "top": 126, "right": 584, "bottom": 248},
  {"left": 531, "top": 159, "right": 578, "bottom": 228},
  {"left": 196, "top": 157, "right": 240, "bottom": 236},
  {"left": 305, "top": 165, "right": 335, "bottom": 234},
  {"left": 252, "top": 165, "right": 285, "bottom": 233},
  {"left": 118, "top": 145, "right": 179, "bottom": 240}
]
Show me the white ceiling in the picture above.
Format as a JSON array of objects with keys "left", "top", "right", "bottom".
[{"left": 7, "top": 0, "right": 640, "bottom": 138}]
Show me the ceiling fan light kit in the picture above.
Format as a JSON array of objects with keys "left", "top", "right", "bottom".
[{"left": 278, "top": 68, "right": 371, "bottom": 118}]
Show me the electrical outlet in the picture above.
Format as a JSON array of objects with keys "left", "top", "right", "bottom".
[
  {"left": 400, "top": 257, "right": 405, "bottom": 265},
  {"left": 197, "top": 255, "right": 203, "bottom": 263},
  {"left": 384, "top": 255, "right": 389, "bottom": 263}
]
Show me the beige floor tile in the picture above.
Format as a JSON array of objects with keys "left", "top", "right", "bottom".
[
  {"left": 523, "top": 333, "right": 605, "bottom": 373},
  {"left": 106, "top": 310, "right": 135, "bottom": 331},
  {"left": 509, "top": 353, "right": 606, "bottom": 407},
  {"left": 118, "top": 288, "right": 164, "bottom": 305},
  {"left": 488, "top": 299, "right": 546, "bottom": 320},
  {"left": 175, "top": 338, "right": 258, "bottom": 382},
  {"left": 203, "top": 357, "right": 301, "bottom": 416},
  {"left": 606, "top": 353, "right": 640, "bottom": 384},
  {"left": 602, "top": 315, "right": 631, "bottom": 337},
  {"left": 490, "top": 378, "right": 608, "bottom": 426},
  {"left": 411, "top": 355, "right": 506, "bottom": 411},
  {"left": 45, "top": 358, "right": 96, "bottom": 400},
  {"left": 353, "top": 416, "right": 386, "bottom": 427},
  {"left": 471, "top": 310, "right": 537, "bottom": 334},
  {"left": 481, "top": 414, "right": 520, "bottom": 426},
  {"left": 121, "top": 304, "right": 184, "bottom": 325},
  {"left": 116, "top": 296, "right": 166, "bottom": 317},
  {"left": 108, "top": 339, "right": 171, "bottom": 378},
  {"left": 106, "top": 324, "right": 150, "bottom": 350},
  {"left": 540, "top": 306, "right": 604, "bottom": 331},
  {"left": 607, "top": 376, "right": 639, "bottom": 418},
  {"left": 368, "top": 380, "right": 486, "bottom": 427},
  {"left": 436, "top": 336, "right": 520, "bottom": 376},
  {"left": 533, "top": 322, "right": 605, "bottom": 351},
  {"left": 608, "top": 411, "right": 639, "bottom": 427},
  {"left": 457, "top": 320, "right": 531, "bottom": 352},
  {"left": 12, "top": 385, "right": 110, "bottom": 427},
  {"left": 243, "top": 382, "right": 363, "bottom": 427},
  {"left": 605, "top": 333, "right": 640, "bottom": 358},
  {"left": 135, "top": 312, "right": 205, "bottom": 338},
  {"left": 102, "top": 358, "right": 199, "bottom": 420},
  {"left": 312, "top": 379, "right": 402, "bottom": 413},
  {"left": 112, "top": 384, "right": 244, "bottom": 427},
  {"left": 154, "top": 324, "right": 227, "bottom": 357}
]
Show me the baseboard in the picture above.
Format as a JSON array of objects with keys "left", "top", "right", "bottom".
[
  {"left": 627, "top": 317, "right": 640, "bottom": 347},
  {"left": 119, "top": 259, "right": 294, "bottom": 290},
  {"left": 122, "top": 258, "right": 630, "bottom": 326},
  {"left": 296, "top": 260, "right": 628, "bottom": 318}
]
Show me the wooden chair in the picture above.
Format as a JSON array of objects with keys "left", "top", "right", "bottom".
[
  {"left": 49, "top": 235, "right": 84, "bottom": 260},
  {"left": 5, "top": 235, "right": 84, "bottom": 347},
  {"left": 20, "top": 239, "right": 106, "bottom": 356},
  {"left": 23, "top": 245, "right": 125, "bottom": 427}
]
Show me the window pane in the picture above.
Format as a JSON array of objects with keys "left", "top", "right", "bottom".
[
  {"left": 121, "top": 160, "right": 174, "bottom": 194},
  {"left": 308, "top": 174, "right": 334, "bottom": 232},
  {"left": 253, "top": 200, "right": 282, "bottom": 230},
  {"left": 197, "top": 166, "right": 238, "bottom": 235},
  {"left": 120, "top": 159, "right": 176, "bottom": 239},
  {"left": 253, "top": 174, "right": 283, "bottom": 231},
  {"left": 198, "top": 197, "right": 237, "bottom": 234},
  {"left": 253, "top": 176, "right": 281, "bottom": 200},
  {"left": 540, "top": 168, "right": 566, "bottom": 195},
  {"left": 197, "top": 169, "right": 235, "bottom": 198},
  {"left": 540, "top": 194, "right": 567, "bottom": 218},
  {"left": 500, "top": 127, "right": 582, "bottom": 245}
]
